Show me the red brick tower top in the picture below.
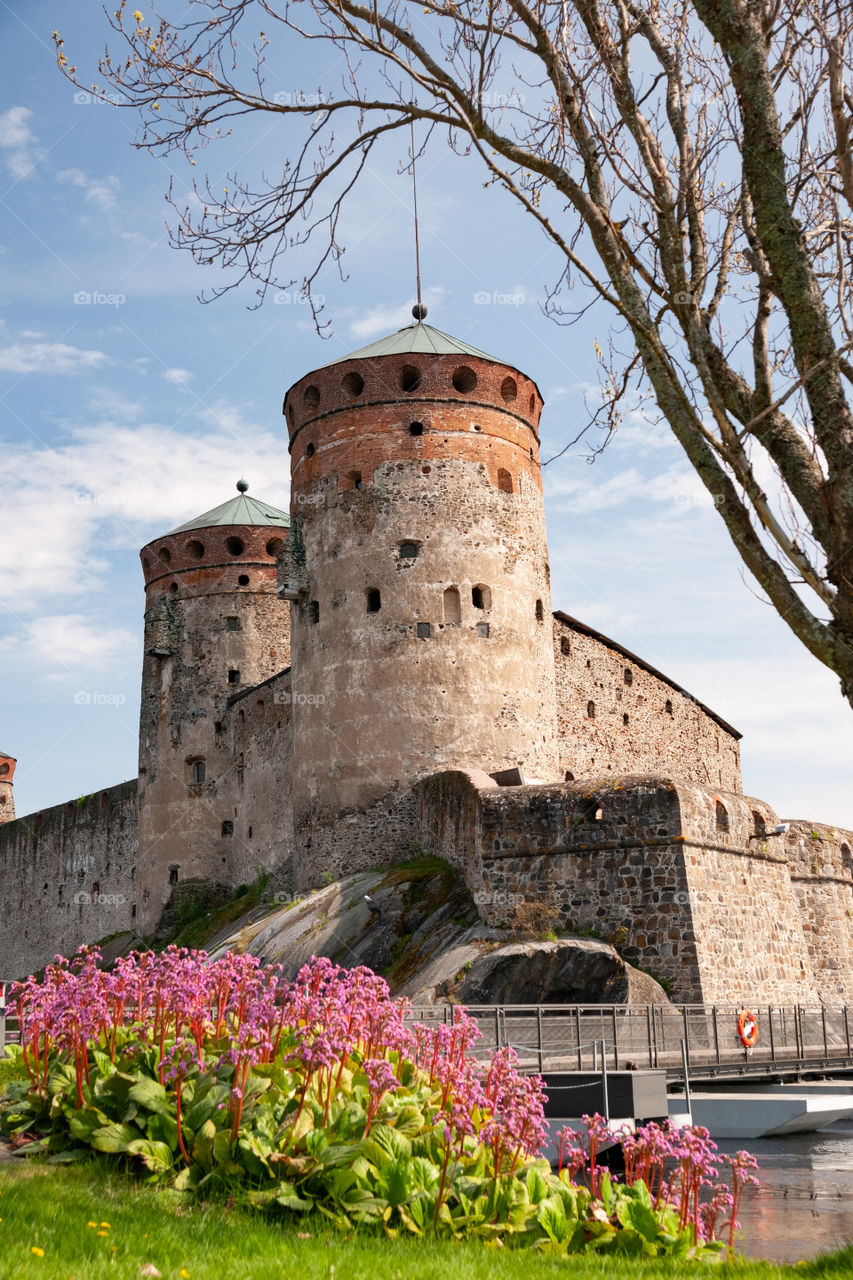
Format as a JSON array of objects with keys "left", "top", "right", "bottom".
[{"left": 0, "top": 751, "right": 16, "bottom": 824}]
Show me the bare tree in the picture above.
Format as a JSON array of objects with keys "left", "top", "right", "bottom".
[{"left": 56, "top": 0, "right": 853, "bottom": 705}]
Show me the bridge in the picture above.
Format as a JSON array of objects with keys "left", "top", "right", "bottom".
[
  {"left": 407, "top": 1002, "right": 853, "bottom": 1086},
  {"left": 5, "top": 979, "right": 853, "bottom": 1087}
]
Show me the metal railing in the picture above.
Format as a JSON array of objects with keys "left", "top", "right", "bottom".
[
  {"left": 406, "top": 1003, "right": 853, "bottom": 1082},
  {"left": 0, "top": 981, "right": 20, "bottom": 1055}
]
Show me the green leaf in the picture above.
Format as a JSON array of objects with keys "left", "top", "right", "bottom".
[
  {"left": 599, "top": 1170, "right": 615, "bottom": 1215},
  {"left": 128, "top": 1076, "right": 170, "bottom": 1116},
  {"left": 369, "top": 1124, "right": 412, "bottom": 1162},
  {"left": 126, "top": 1138, "right": 174, "bottom": 1173},
  {"left": 67, "top": 1106, "right": 111, "bottom": 1142},
  {"left": 376, "top": 1157, "right": 412, "bottom": 1207},
  {"left": 192, "top": 1119, "right": 216, "bottom": 1172},
  {"left": 213, "top": 1128, "right": 233, "bottom": 1167},
  {"left": 90, "top": 1122, "right": 138, "bottom": 1153},
  {"left": 618, "top": 1195, "right": 660, "bottom": 1244}
]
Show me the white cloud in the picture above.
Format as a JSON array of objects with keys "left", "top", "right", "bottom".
[
  {"left": 346, "top": 287, "right": 446, "bottom": 342},
  {"left": 0, "top": 615, "right": 137, "bottom": 675},
  {"left": 162, "top": 367, "right": 193, "bottom": 386},
  {"left": 57, "top": 167, "right": 121, "bottom": 212},
  {"left": 0, "top": 341, "right": 108, "bottom": 374},
  {"left": 0, "top": 106, "right": 37, "bottom": 180},
  {"left": 0, "top": 407, "right": 288, "bottom": 613}
]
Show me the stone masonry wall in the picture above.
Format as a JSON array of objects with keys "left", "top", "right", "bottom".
[
  {"left": 224, "top": 667, "right": 294, "bottom": 893},
  {"left": 785, "top": 819, "right": 853, "bottom": 1002},
  {"left": 0, "top": 781, "right": 137, "bottom": 980},
  {"left": 553, "top": 614, "right": 742, "bottom": 793},
  {"left": 419, "top": 771, "right": 819, "bottom": 1003}
]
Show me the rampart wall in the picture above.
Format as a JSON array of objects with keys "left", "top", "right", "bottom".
[
  {"left": 553, "top": 614, "right": 742, "bottom": 793},
  {"left": 419, "top": 772, "right": 827, "bottom": 1004},
  {"left": 0, "top": 781, "right": 137, "bottom": 980}
]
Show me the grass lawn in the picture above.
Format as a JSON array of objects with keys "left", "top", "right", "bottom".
[{"left": 1, "top": 1160, "right": 853, "bottom": 1280}]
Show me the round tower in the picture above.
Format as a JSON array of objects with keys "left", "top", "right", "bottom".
[
  {"left": 137, "top": 481, "right": 291, "bottom": 933},
  {"left": 0, "top": 751, "right": 16, "bottom": 824},
  {"left": 282, "top": 310, "right": 560, "bottom": 886}
]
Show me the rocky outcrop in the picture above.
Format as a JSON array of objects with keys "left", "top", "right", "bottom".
[{"left": 210, "top": 859, "right": 670, "bottom": 1006}]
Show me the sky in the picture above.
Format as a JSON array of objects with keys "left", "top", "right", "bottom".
[{"left": 1, "top": 2, "right": 851, "bottom": 831}]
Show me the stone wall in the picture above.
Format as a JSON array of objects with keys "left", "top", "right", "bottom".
[
  {"left": 785, "top": 819, "right": 853, "bottom": 1002},
  {"left": 0, "top": 781, "right": 137, "bottom": 980},
  {"left": 553, "top": 614, "right": 742, "bottom": 793},
  {"left": 224, "top": 667, "right": 294, "bottom": 893},
  {"left": 419, "top": 771, "right": 818, "bottom": 1003}
]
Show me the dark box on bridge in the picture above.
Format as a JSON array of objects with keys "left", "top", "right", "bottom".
[{"left": 541, "top": 1070, "right": 668, "bottom": 1121}]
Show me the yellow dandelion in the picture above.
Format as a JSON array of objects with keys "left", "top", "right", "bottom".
[
  {"left": 97, "top": 1230, "right": 110, "bottom": 1237},
  {"left": 100, "top": 1222, "right": 111, "bottom": 1229},
  {"left": 87, "top": 1222, "right": 98, "bottom": 1229},
  {"left": 180, "top": 1271, "right": 190, "bottom": 1278},
  {"left": 31, "top": 1247, "right": 45, "bottom": 1257}
]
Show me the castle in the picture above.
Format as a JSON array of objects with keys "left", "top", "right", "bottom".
[{"left": 2, "top": 311, "right": 852, "bottom": 1004}]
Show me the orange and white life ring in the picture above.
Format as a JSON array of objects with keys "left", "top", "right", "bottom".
[{"left": 738, "top": 1009, "right": 758, "bottom": 1049}]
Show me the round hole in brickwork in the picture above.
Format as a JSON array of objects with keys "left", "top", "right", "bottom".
[
  {"left": 452, "top": 365, "right": 477, "bottom": 394},
  {"left": 303, "top": 384, "right": 320, "bottom": 410},
  {"left": 226, "top": 535, "right": 245, "bottom": 556},
  {"left": 237, "top": 574, "right": 250, "bottom": 586},
  {"left": 400, "top": 364, "right": 421, "bottom": 393},
  {"left": 266, "top": 536, "right": 284, "bottom": 557},
  {"left": 170, "top": 582, "right": 179, "bottom": 594},
  {"left": 501, "top": 375, "right": 517, "bottom": 402},
  {"left": 158, "top": 546, "right": 172, "bottom": 564},
  {"left": 409, "top": 421, "right": 424, "bottom": 436},
  {"left": 187, "top": 539, "right": 205, "bottom": 560},
  {"left": 422, "top": 465, "right": 431, "bottom": 475},
  {"left": 142, "top": 556, "right": 150, "bottom": 571},
  {"left": 564, "top": 770, "right": 575, "bottom": 781},
  {"left": 342, "top": 371, "right": 364, "bottom": 398},
  {"left": 305, "top": 442, "right": 315, "bottom": 458}
]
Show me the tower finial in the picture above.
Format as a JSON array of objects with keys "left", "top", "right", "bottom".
[
  {"left": 409, "top": 116, "right": 425, "bottom": 323},
  {"left": 236, "top": 478, "right": 249, "bottom": 493}
]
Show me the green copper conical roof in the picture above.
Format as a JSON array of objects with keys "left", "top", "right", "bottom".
[
  {"left": 322, "top": 320, "right": 499, "bottom": 367},
  {"left": 167, "top": 481, "right": 290, "bottom": 534}
]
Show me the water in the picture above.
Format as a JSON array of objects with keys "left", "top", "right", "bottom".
[{"left": 718, "top": 1123, "right": 853, "bottom": 1263}]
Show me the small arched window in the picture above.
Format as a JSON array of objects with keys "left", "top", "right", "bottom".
[
  {"left": 342, "top": 370, "right": 364, "bottom": 398},
  {"left": 187, "top": 539, "right": 205, "bottom": 560},
  {"left": 266, "top": 537, "right": 284, "bottom": 557},
  {"left": 752, "top": 811, "right": 766, "bottom": 838},
  {"left": 158, "top": 546, "right": 171, "bottom": 564},
  {"left": 665, "top": 699, "right": 673, "bottom": 715},
  {"left": 191, "top": 759, "right": 206, "bottom": 784},
  {"left": 345, "top": 470, "right": 363, "bottom": 491},
  {"left": 399, "top": 542, "right": 420, "bottom": 559},
  {"left": 443, "top": 586, "right": 461, "bottom": 624},
  {"left": 623, "top": 712, "right": 629, "bottom": 726},
  {"left": 366, "top": 588, "right": 381, "bottom": 613},
  {"left": 587, "top": 701, "right": 596, "bottom": 719},
  {"left": 535, "top": 599, "right": 544, "bottom": 621},
  {"left": 715, "top": 801, "right": 729, "bottom": 832},
  {"left": 560, "top": 636, "right": 571, "bottom": 655},
  {"left": 226, "top": 535, "right": 245, "bottom": 556},
  {"left": 500, "top": 376, "right": 517, "bottom": 402},
  {"left": 307, "top": 600, "right": 320, "bottom": 624},
  {"left": 471, "top": 584, "right": 492, "bottom": 610},
  {"left": 452, "top": 365, "right": 477, "bottom": 393},
  {"left": 497, "top": 468, "right": 514, "bottom": 494},
  {"left": 624, "top": 667, "right": 633, "bottom": 685},
  {"left": 400, "top": 364, "right": 421, "bottom": 393},
  {"left": 303, "top": 384, "right": 320, "bottom": 410},
  {"left": 305, "top": 442, "right": 315, "bottom": 458}
]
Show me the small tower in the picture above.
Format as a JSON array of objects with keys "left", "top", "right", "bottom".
[
  {"left": 0, "top": 752, "right": 16, "bottom": 823},
  {"left": 137, "top": 481, "right": 291, "bottom": 933},
  {"left": 282, "top": 310, "right": 560, "bottom": 885}
]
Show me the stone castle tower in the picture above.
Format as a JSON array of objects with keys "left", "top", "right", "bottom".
[
  {"left": 136, "top": 483, "right": 291, "bottom": 932},
  {"left": 0, "top": 752, "right": 15, "bottom": 824},
  {"left": 282, "top": 311, "right": 560, "bottom": 884}
]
